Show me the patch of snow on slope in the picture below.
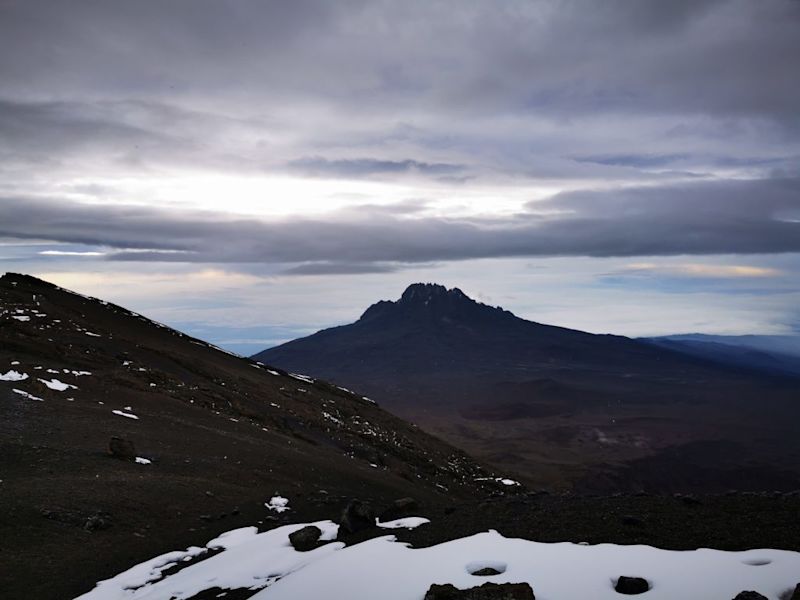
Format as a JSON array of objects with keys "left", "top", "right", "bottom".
[
  {"left": 1, "top": 370, "right": 28, "bottom": 381},
  {"left": 135, "top": 457, "right": 151, "bottom": 465},
  {"left": 11, "top": 315, "right": 30, "bottom": 321},
  {"left": 12, "top": 388, "right": 43, "bottom": 401},
  {"left": 38, "top": 378, "right": 77, "bottom": 391},
  {"left": 265, "top": 496, "right": 290, "bottom": 513},
  {"left": 75, "top": 522, "right": 342, "bottom": 600},
  {"left": 289, "top": 373, "right": 314, "bottom": 383},
  {"left": 376, "top": 517, "right": 430, "bottom": 530},
  {"left": 475, "top": 477, "right": 521, "bottom": 486},
  {"left": 112, "top": 409, "right": 139, "bottom": 420},
  {"left": 254, "top": 530, "right": 800, "bottom": 600},
  {"left": 76, "top": 525, "right": 800, "bottom": 600}
]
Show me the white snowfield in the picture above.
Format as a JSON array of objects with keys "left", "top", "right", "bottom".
[
  {"left": 75, "top": 522, "right": 342, "bottom": 600},
  {"left": 73, "top": 522, "right": 800, "bottom": 600}
]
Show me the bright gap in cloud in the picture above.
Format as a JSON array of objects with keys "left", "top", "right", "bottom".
[{"left": 65, "top": 173, "right": 561, "bottom": 219}]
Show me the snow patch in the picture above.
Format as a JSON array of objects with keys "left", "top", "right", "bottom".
[
  {"left": 38, "top": 378, "right": 77, "bottom": 391},
  {"left": 78, "top": 524, "right": 800, "bottom": 600},
  {"left": 12, "top": 388, "right": 43, "bottom": 401},
  {"left": 289, "top": 373, "right": 314, "bottom": 383},
  {"left": 112, "top": 409, "right": 139, "bottom": 420},
  {"left": 75, "top": 522, "right": 341, "bottom": 600},
  {"left": 376, "top": 517, "right": 430, "bottom": 530},
  {"left": 265, "top": 496, "right": 290, "bottom": 513},
  {"left": 0, "top": 370, "right": 28, "bottom": 382},
  {"left": 475, "top": 477, "right": 521, "bottom": 487},
  {"left": 135, "top": 457, "right": 151, "bottom": 465}
]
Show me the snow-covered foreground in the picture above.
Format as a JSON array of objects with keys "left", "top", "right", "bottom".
[{"left": 75, "top": 518, "right": 800, "bottom": 600}]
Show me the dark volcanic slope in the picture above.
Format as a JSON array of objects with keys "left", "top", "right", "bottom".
[
  {"left": 0, "top": 274, "right": 495, "bottom": 600},
  {"left": 256, "top": 283, "right": 800, "bottom": 493}
]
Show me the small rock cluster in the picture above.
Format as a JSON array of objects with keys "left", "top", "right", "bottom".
[{"left": 424, "top": 582, "right": 534, "bottom": 600}]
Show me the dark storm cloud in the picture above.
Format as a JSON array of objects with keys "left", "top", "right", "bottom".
[
  {"left": 1, "top": 0, "right": 800, "bottom": 268},
  {"left": 2, "top": 177, "right": 798, "bottom": 265},
  {"left": 2, "top": 1, "right": 799, "bottom": 120},
  {"left": 1, "top": 0, "right": 798, "bottom": 194}
]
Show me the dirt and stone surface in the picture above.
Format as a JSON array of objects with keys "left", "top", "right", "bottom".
[{"left": 2, "top": 273, "right": 799, "bottom": 600}]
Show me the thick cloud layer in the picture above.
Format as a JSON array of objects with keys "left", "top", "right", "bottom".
[
  {"left": 3, "top": 177, "right": 798, "bottom": 266},
  {"left": 1, "top": 1, "right": 799, "bottom": 275}
]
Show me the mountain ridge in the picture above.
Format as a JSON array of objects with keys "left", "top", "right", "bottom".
[
  {"left": 255, "top": 283, "right": 800, "bottom": 493},
  {"left": 0, "top": 273, "right": 498, "bottom": 599}
]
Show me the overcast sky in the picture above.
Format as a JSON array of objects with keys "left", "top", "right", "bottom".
[{"left": 2, "top": 0, "right": 799, "bottom": 353}]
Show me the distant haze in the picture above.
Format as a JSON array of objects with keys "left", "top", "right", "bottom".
[{"left": 1, "top": 1, "right": 798, "bottom": 350}]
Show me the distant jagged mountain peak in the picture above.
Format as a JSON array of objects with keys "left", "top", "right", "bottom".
[
  {"left": 399, "top": 282, "right": 466, "bottom": 303},
  {"left": 358, "top": 282, "right": 511, "bottom": 325}
]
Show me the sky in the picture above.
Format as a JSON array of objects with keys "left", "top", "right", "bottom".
[{"left": 1, "top": 0, "right": 799, "bottom": 354}]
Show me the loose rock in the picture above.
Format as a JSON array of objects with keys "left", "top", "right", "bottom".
[
  {"left": 471, "top": 567, "right": 503, "bottom": 576},
  {"left": 108, "top": 436, "right": 136, "bottom": 461},
  {"left": 289, "top": 525, "right": 322, "bottom": 552},
  {"left": 424, "top": 582, "right": 534, "bottom": 599},
  {"left": 379, "top": 497, "right": 419, "bottom": 522},
  {"left": 339, "top": 499, "right": 377, "bottom": 534},
  {"left": 615, "top": 576, "right": 649, "bottom": 594}
]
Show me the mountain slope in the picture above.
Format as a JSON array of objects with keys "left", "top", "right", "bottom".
[
  {"left": 643, "top": 334, "right": 800, "bottom": 376},
  {"left": 0, "top": 274, "right": 495, "bottom": 600},
  {"left": 255, "top": 283, "right": 800, "bottom": 493}
]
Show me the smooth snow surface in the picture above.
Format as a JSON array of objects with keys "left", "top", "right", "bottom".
[
  {"left": 76, "top": 523, "right": 800, "bottom": 600},
  {"left": 255, "top": 530, "right": 800, "bottom": 600},
  {"left": 38, "top": 378, "right": 77, "bottom": 391},
  {"left": 376, "top": 517, "right": 430, "bottom": 530},
  {"left": 0, "top": 369, "right": 28, "bottom": 381},
  {"left": 75, "top": 522, "right": 342, "bottom": 600}
]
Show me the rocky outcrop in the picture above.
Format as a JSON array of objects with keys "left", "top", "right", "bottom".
[{"left": 424, "top": 582, "right": 534, "bottom": 599}]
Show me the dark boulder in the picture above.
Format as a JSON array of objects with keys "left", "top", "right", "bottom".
[
  {"left": 108, "top": 436, "right": 136, "bottom": 460},
  {"left": 790, "top": 583, "right": 800, "bottom": 600},
  {"left": 339, "top": 500, "right": 377, "bottom": 534},
  {"left": 424, "top": 582, "right": 534, "bottom": 599},
  {"left": 289, "top": 525, "right": 322, "bottom": 552},
  {"left": 733, "top": 593, "right": 767, "bottom": 600},
  {"left": 471, "top": 567, "right": 503, "bottom": 576},
  {"left": 621, "top": 515, "right": 644, "bottom": 527},
  {"left": 379, "top": 497, "right": 419, "bottom": 522},
  {"left": 615, "top": 576, "right": 649, "bottom": 594}
]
